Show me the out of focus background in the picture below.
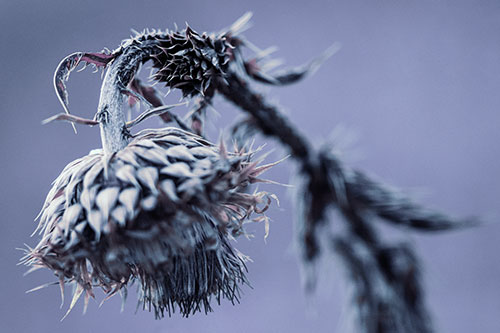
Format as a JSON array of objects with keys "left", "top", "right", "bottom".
[{"left": 1, "top": 0, "right": 499, "bottom": 332}]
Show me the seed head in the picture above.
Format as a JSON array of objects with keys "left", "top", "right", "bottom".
[{"left": 23, "top": 127, "right": 277, "bottom": 318}]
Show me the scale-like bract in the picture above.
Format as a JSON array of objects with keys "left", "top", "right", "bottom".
[{"left": 24, "top": 127, "right": 276, "bottom": 318}]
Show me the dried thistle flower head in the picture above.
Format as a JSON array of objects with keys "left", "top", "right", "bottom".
[
  {"left": 23, "top": 127, "right": 279, "bottom": 318},
  {"left": 23, "top": 12, "right": 304, "bottom": 320}
]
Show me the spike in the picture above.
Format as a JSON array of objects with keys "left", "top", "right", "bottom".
[
  {"left": 59, "top": 276, "right": 65, "bottom": 309},
  {"left": 119, "top": 288, "right": 128, "bottom": 313},
  {"left": 26, "top": 281, "right": 59, "bottom": 294},
  {"left": 82, "top": 290, "right": 90, "bottom": 315},
  {"left": 22, "top": 265, "right": 43, "bottom": 277},
  {"left": 61, "top": 283, "right": 84, "bottom": 321}
]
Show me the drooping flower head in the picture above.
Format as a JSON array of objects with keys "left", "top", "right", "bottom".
[{"left": 23, "top": 127, "right": 279, "bottom": 318}]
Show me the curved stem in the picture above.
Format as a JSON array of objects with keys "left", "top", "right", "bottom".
[
  {"left": 97, "top": 40, "right": 160, "bottom": 155},
  {"left": 97, "top": 62, "right": 129, "bottom": 155}
]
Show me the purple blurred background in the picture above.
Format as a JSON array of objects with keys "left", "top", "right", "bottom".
[{"left": 1, "top": 0, "right": 499, "bottom": 332}]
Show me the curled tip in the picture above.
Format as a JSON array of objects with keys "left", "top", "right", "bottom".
[
  {"left": 53, "top": 52, "right": 84, "bottom": 132},
  {"left": 53, "top": 51, "right": 115, "bottom": 134}
]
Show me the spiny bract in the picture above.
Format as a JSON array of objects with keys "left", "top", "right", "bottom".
[{"left": 23, "top": 127, "right": 277, "bottom": 318}]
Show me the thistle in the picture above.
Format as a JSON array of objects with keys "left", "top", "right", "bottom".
[
  {"left": 23, "top": 14, "right": 281, "bottom": 319},
  {"left": 23, "top": 13, "right": 474, "bottom": 331},
  {"left": 24, "top": 126, "right": 278, "bottom": 318}
]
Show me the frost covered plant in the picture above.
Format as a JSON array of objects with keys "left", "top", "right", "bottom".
[{"left": 24, "top": 13, "right": 475, "bottom": 332}]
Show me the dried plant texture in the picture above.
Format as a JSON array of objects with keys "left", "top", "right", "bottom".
[
  {"left": 23, "top": 127, "right": 276, "bottom": 318},
  {"left": 333, "top": 238, "right": 432, "bottom": 333},
  {"left": 217, "top": 58, "right": 473, "bottom": 333},
  {"left": 24, "top": 12, "right": 477, "bottom": 331}
]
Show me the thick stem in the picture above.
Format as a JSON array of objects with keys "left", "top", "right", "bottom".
[
  {"left": 96, "top": 40, "right": 160, "bottom": 155},
  {"left": 216, "top": 72, "right": 313, "bottom": 165},
  {"left": 97, "top": 65, "right": 128, "bottom": 155}
]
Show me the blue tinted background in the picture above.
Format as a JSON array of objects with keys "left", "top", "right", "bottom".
[{"left": 1, "top": 0, "right": 499, "bottom": 332}]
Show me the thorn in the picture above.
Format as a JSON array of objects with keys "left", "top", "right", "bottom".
[
  {"left": 83, "top": 291, "right": 90, "bottom": 315},
  {"left": 59, "top": 277, "right": 65, "bottom": 309},
  {"left": 26, "top": 281, "right": 59, "bottom": 294},
  {"left": 22, "top": 265, "right": 43, "bottom": 276},
  {"left": 61, "top": 283, "right": 84, "bottom": 321}
]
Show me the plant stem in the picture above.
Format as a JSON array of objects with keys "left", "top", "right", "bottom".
[{"left": 97, "top": 40, "right": 160, "bottom": 155}]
